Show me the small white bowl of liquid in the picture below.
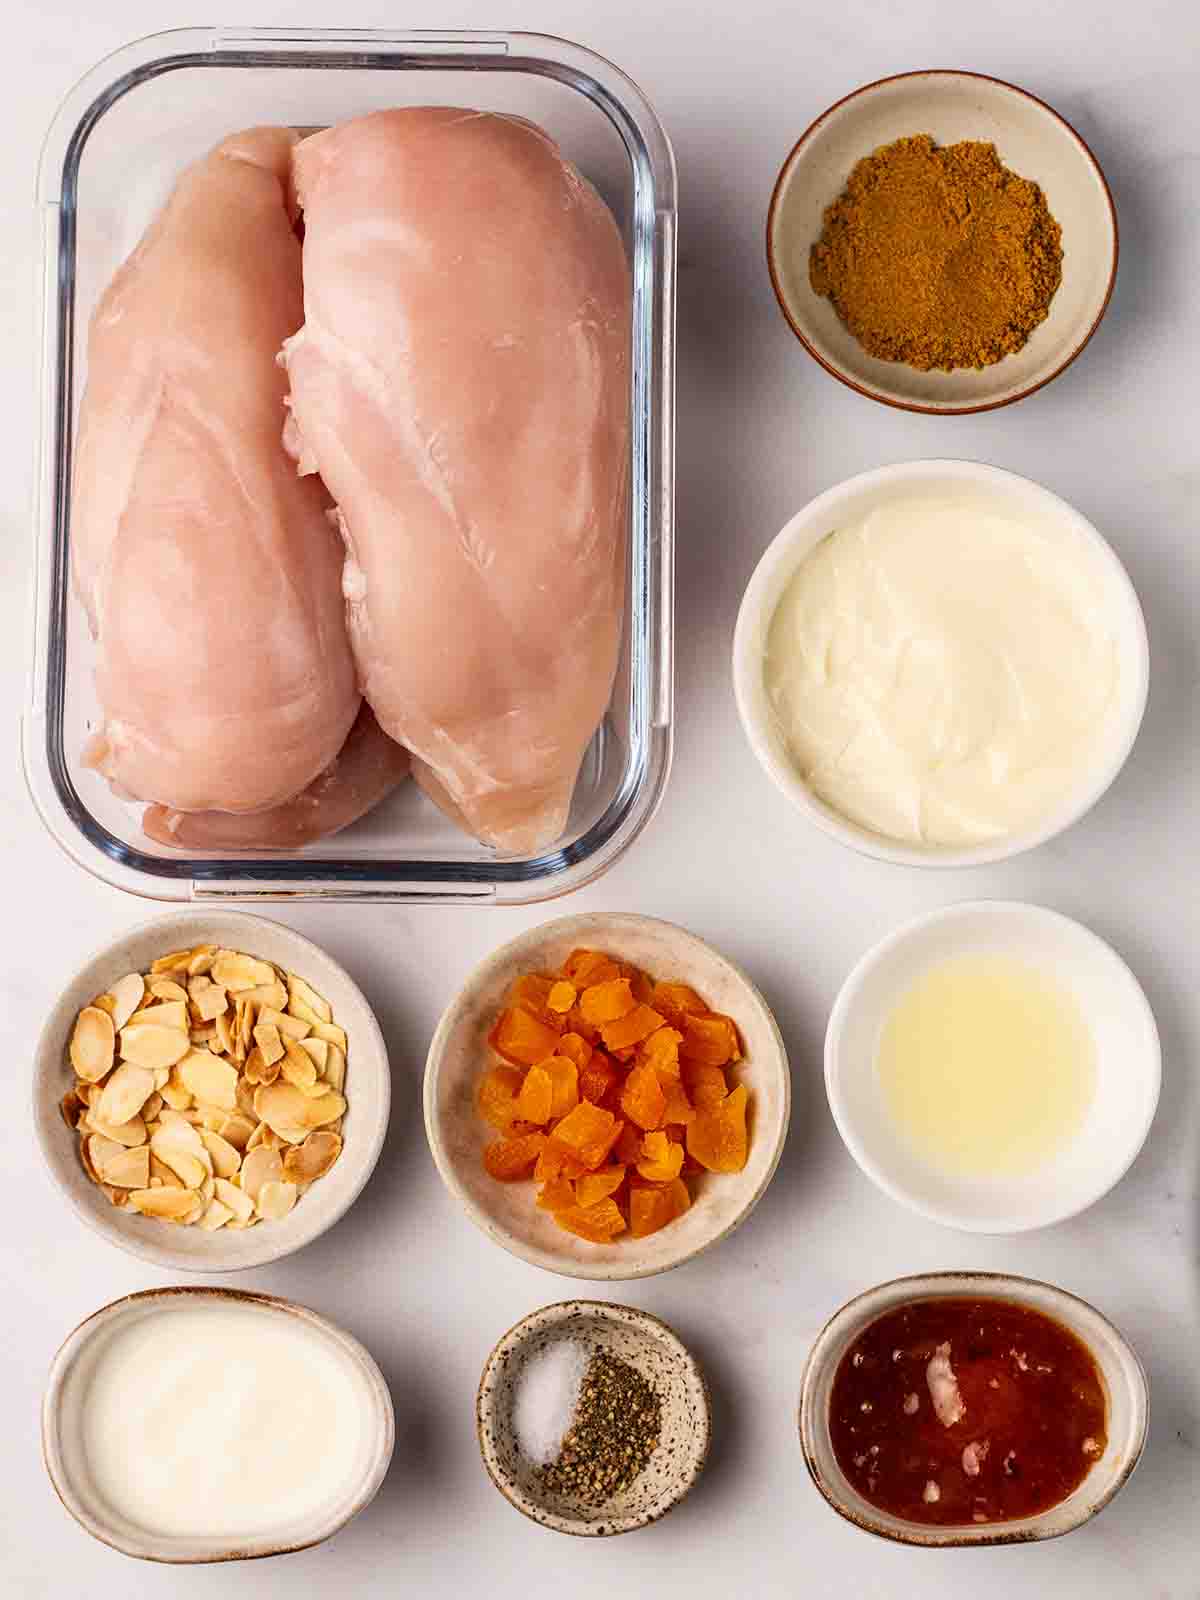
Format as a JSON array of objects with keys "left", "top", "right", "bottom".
[{"left": 825, "top": 901, "right": 1160, "bottom": 1232}]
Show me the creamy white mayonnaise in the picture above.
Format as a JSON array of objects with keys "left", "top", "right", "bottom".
[
  {"left": 76, "top": 1301, "right": 371, "bottom": 1540},
  {"left": 764, "top": 493, "right": 1118, "bottom": 845}
]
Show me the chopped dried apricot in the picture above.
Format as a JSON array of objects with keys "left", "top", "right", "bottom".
[
  {"left": 681, "top": 1060, "right": 728, "bottom": 1109},
  {"left": 628, "top": 1179, "right": 689, "bottom": 1239},
  {"left": 554, "top": 1197, "right": 627, "bottom": 1242},
  {"left": 666, "top": 1177, "right": 691, "bottom": 1217},
  {"left": 514, "top": 1064, "right": 554, "bottom": 1125},
  {"left": 637, "top": 1130, "right": 685, "bottom": 1182},
  {"left": 620, "top": 1060, "right": 668, "bottom": 1131},
  {"left": 579, "top": 1054, "right": 618, "bottom": 1107},
  {"left": 687, "top": 1083, "right": 748, "bottom": 1173},
  {"left": 661, "top": 1077, "right": 696, "bottom": 1125},
  {"left": 680, "top": 1012, "right": 742, "bottom": 1067},
  {"left": 651, "top": 982, "right": 707, "bottom": 1027},
  {"left": 622, "top": 965, "right": 656, "bottom": 1006},
  {"left": 561, "top": 949, "right": 623, "bottom": 987},
  {"left": 535, "top": 1137, "right": 589, "bottom": 1183},
  {"left": 556, "top": 1031, "right": 593, "bottom": 1071},
  {"left": 600, "top": 1004, "right": 666, "bottom": 1052},
  {"left": 547, "top": 980, "right": 577, "bottom": 1014},
  {"left": 575, "top": 1167, "right": 626, "bottom": 1208},
  {"left": 483, "top": 1131, "right": 546, "bottom": 1181},
  {"left": 490, "top": 1005, "right": 563, "bottom": 1067},
  {"left": 536, "top": 1177, "right": 577, "bottom": 1212},
  {"left": 552, "top": 1101, "right": 624, "bottom": 1170},
  {"left": 541, "top": 1056, "right": 579, "bottom": 1119},
  {"left": 476, "top": 1064, "right": 524, "bottom": 1130},
  {"left": 578, "top": 978, "right": 636, "bottom": 1025},
  {"left": 506, "top": 974, "right": 567, "bottom": 1031},
  {"left": 641, "top": 1025, "right": 683, "bottom": 1078},
  {"left": 614, "top": 1120, "right": 644, "bottom": 1165},
  {"left": 566, "top": 1006, "right": 600, "bottom": 1044}
]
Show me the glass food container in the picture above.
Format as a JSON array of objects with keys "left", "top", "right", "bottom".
[{"left": 26, "top": 28, "right": 676, "bottom": 904}]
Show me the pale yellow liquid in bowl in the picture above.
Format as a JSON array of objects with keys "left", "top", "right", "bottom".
[{"left": 876, "top": 955, "right": 1096, "bottom": 1177}]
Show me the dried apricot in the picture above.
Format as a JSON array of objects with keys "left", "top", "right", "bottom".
[
  {"left": 575, "top": 1167, "right": 626, "bottom": 1208},
  {"left": 476, "top": 1064, "right": 524, "bottom": 1130},
  {"left": 547, "top": 980, "right": 577, "bottom": 1014},
  {"left": 681, "top": 1060, "right": 728, "bottom": 1109},
  {"left": 600, "top": 1004, "right": 666, "bottom": 1052},
  {"left": 541, "top": 1056, "right": 579, "bottom": 1119},
  {"left": 483, "top": 1131, "right": 546, "bottom": 1181},
  {"left": 686, "top": 1083, "right": 748, "bottom": 1173},
  {"left": 620, "top": 1060, "right": 667, "bottom": 1131},
  {"left": 552, "top": 1101, "right": 624, "bottom": 1170},
  {"left": 490, "top": 1005, "right": 562, "bottom": 1067},
  {"left": 579, "top": 1054, "right": 618, "bottom": 1107},
  {"left": 614, "top": 1121, "right": 644, "bottom": 1165},
  {"left": 556, "top": 1031, "right": 593, "bottom": 1071},
  {"left": 651, "top": 982, "right": 707, "bottom": 1027},
  {"left": 561, "top": 949, "right": 623, "bottom": 987},
  {"left": 554, "top": 1197, "right": 627, "bottom": 1242},
  {"left": 514, "top": 1064, "right": 554, "bottom": 1125},
  {"left": 578, "top": 978, "right": 636, "bottom": 1025},
  {"left": 641, "top": 1025, "right": 682, "bottom": 1079},
  {"left": 628, "top": 1179, "right": 690, "bottom": 1239},
  {"left": 661, "top": 1077, "right": 696, "bottom": 1125},
  {"left": 680, "top": 1012, "right": 742, "bottom": 1067},
  {"left": 622, "top": 965, "right": 656, "bottom": 1006},
  {"left": 535, "top": 1137, "right": 588, "bottom": 1183},
  {"left": 636, "top": 1130, "right": 685, "bottom": 1182},
  {"left": 536, "top": 1177, "right": 577, "bottom": 1212}
]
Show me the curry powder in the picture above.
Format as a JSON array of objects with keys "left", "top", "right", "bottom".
[{"left": 809, "top": 135, "right": 1063, "bottom": 371}]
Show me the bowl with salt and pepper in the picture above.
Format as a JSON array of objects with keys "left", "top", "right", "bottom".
[{"left": 767, "top": 69, "right": 1117, "bottom": 413}]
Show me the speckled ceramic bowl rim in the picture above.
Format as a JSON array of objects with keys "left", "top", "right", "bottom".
[
  {"left": 476, "top": 1299, "right": 712, "bottom": 1536},
  {"left": 732, "top": 460, "right": 1149, "bottom": 869},
  {"left": 797, "top": 1270, "right": 1149, "bottom": 1547},
  {"left": 32, "top": 910, "right": 390, "bottom": 1272},
  {"left": 423, "top": 912, "right": 791, "bottom": 1280},
  {"left": 42, "top": 1285, "right": 396, "bottom": 1563},
  {"left": 766, "top": 69, "right": 1119, "bottom": 415}
]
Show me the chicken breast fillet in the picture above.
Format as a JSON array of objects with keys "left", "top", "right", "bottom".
[
  {"left": 283, "top": 109, "right": 631, "bottom": 854},
  {"left": 72, "top": 126, "right": 360, "bottom": 815}
]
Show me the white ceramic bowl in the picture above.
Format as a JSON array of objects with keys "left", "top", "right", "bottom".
[
  {"left": 424, "top": 913, "right": 790, "bottom": 1280},
  {"left": 33, "top": 911, "right": 390, "bottom": 1271},
  {"left": 732, "top": 459, "right": 1149, "bottom": 868},
  {"left": 824, "top": 901, "right": 1161, "bottom": 1232},
  {"left": 799, "top": 1271, "right": 1148, "bottom": 1546},
  {"left": 767, "top": 70, "right": 1118, "bottom": 413},
  {"left": 42, "top": 1286, "right": 395, "bottom": 1562}
]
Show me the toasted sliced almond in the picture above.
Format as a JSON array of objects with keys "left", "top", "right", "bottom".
[
  {"left": 150, "top": 949, "right": 193, "bottom": 975},
  {"left": 141, "top": 1091, "right": 163, "bottom": 1124},
  {"left": 198, "top": 1198, "right": 234, "bottom": 1231},
  {"left": 86, "top": 1113, "right": 147, "bottom": 1148},
  {"left": 152, "top": 1146, "right": 208, "bottom": 1189},
  {"left": 213, "top": 1178, "right": 255, "bottom": 1223},
  {"left": 324, "top": 1043, "right": 346, "bottom": 1093},
  {"left": 89, "top": 992, "right": 117, "bottom": 1018},
  {"left": 148, "top": 1153, "right": 179, "bottom": 1186},
  {"left": 253, "top": 1023, "right": 285, "bottom": 1067},
  {"left": 189, "top": 977, "right": 230, "bottom": 1022},
  {"left": 282, "top": 1131, "right": 342, "bottom": 1186},
  {"left": 160, "top": 1071, "right": 193, "bottom": 1111},
  {"left": 148, "top": 979, "right": 188, "bottom": 1004},
  {"left": 258, "top": 1006, "right": 310, "bottom": 1042},
  {"left": 297, "top": 1037, "right": 329, "bottom": 1074},
  {"left": 190, "top": 1023, "right": 217, "bottom": 1045},
  {"left": 96, "top": 1145, "right": 151, "bottom": 1189},
  {"left": 281, "top": 1040, "right": 318, "bottom": 1091},
  {"left": 214, "top": 1009, "right": 236, "bottom": 1057},
  {"left": 178, "top": 1051, "right": 238, "bottom": 1111},
  {"left": 95, "top": 1063, "right": 155, "bottom": 1127},
  {"left": 240, "top": 1145, "right": 283, "bottom": 1201},
  {"left": 87, "top": 1133, "right": 125, "bottom": 1175},
  {"left": 309, "top": 1020, "right": 348, "bottom": 1053},
  {"left": 110, "top": 973, "right": 146, "bottom": 1031},
  {"left": 300, "top": 1090, "right": 346, "bottom": 1130},
  {"left": 218, "top": 1113, "right": 256, "bottom": 1152},
  {"left": 212, "top": 950, "right": 277, "bottom": 992},
  {"left": 243, "top": 1046, "right": 279, "bottom": 1087},
  {"left": 256, "top": 1180, "right": 297, "bottom": 1221},
  {"left": 128, "top": 1000, "right": 189, "bottom": 1032},
  {"left": 150, "top": 1115, "right": 206, "bottom": 1154},
  {"left": 152, "top": 1065, "right": 172, "bottom": 1091},
  {"left": 99, "top": 1183, "right": 128, "bottom": 1209},
  {"left": 287, "top": 974, "right": 332, "bottom": 1023},
  {"left": 60, "top": 1089, "right": 83, "bottom": 1131},
  {"left": 118, "top": 1023, "right": 190, "bottom": 1071},
  {"left": 241, "top": 980, "right": 288, "bottom": 1012},
  {"left": 199, "top": 1129, "right": 242, "bottom": 1179},
  {"left": 128, "top": 1186, "right": 198, "bottom": 1220},
  {"left": 71, "top": 1007, "right": 115, "bottom": 1083},
  {"left": 186, "top": 945, "right": 217, "bottom": 978},
  {"left": 235, "top": 1075, "right": 258, "bottom": 1119},
  {"left": 297, "top": 1076, "right": 334, "bottom": 1099}
]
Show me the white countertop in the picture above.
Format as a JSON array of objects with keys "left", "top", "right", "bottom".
[{"left": 3, "top": 2, "right": 1197, "bottom": 1595}]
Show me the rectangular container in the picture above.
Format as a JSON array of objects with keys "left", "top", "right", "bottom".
[{"left": 26, "top": 28, "right": 676, "bottom": 903}]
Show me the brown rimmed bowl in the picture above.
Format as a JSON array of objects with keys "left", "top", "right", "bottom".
[
  {"left": 798, "top": 1271, "right": 1148, "bottom": 1546},
  {"left": 41, "top": 1286, "right": 395, "bottom": 1562},
  {"left": 476, "top": 1300, "right": 710, "bottom": 1536},
  {"left": 767, "top": 70, "right": 1118, "bottom": 413}
]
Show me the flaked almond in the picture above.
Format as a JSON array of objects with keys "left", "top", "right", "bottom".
[
  {"left": 199, "top": 1129, "right": 242, "bottom": 1180},
  {"left": 198, "top": 1199, "right": 234, "bottom": 1232},
  {"left": 287, "top": 974, "right": 331, "bottom": 1024},
  {"left": 241, "top": 980, "right": 288, "bottom": 1012},
  {"left": 235, "top": 1075, "right": 257, "bottom": 1120},
  {"left": 178, "top": 1051, "right": 239, "bottom": 1111},
  {"left": 151, "top": 1146, "right": 208, "bottom": 1190},
  {"left": 283, "top": 1131, "right": 342, "bottom": 1186},
  {"left": 325, "top": 1044, "right": 346, "bottom": 1093},
  {"left": 257, "top": 1006, "right": 310, "bottom": 1042},
  {"left": 126, "top": 1000, "right": 189, "bottom": 1032},
  {"left": 89, "top": 992, "right": 117, "bottom": 1017},
  {"left": 71, "top": 1007, "right": 115, "bottom": 1083},
  {"left": 60, "top": 1089, "right": 83, "bottom": 1131},
  {"left": 95, "top": 1063, "right": 155, "bottom": 1127},
  {"left": 297, "top": 1036, "right": 329, "bottom": 1074},
  {"left": 190, "top": 1022, "right": 217, "bottom": 1045},
  {"left": 148, "top": 978, "right": 189, "bottom": 1004},
  {"left": 110, "top": 973, "right": 145, "bottom": 1031},
  {"left": 186, "top": 945, "right": 217, "bottom": 977},
  {"left": 212, "top": 950, "right": 276, "bottom": 992},
  {"left": 141, "top": 1091, "right": 163, "bottom": 1124},
  {"left": 85, "top": 1113, "right": 147, "bottom": 1148},
  {"left": 240, "top": 1145, "right": 283, "bottom": 1201},
  {"left": 236, "top": 997, "right": 255, "bottom": 1059},
  {"left": 150, "top": 949, "right": 193, "bottom": 975},
  {"left": 118, "top": 1023, "right": 190, "bottom": 1071},
  {"left": 149, "top": 1153, "right": 179, "bottom": 1186},
  {"left": 298, "top": 1076, "right": 335, "bottom": 1099},
  {"left": 253, "top": 1023, "right": 285, "bottom": 1067},
  {"left": 213, "top": 1178, "right": 255, "bottom": 1223},
  {"left": 256, "top": 1180, "right": 297, "bottom": 1221},
  {"left": 189, "top": 977, "right": 229, "bottom": 1022},
  {"left": 309, "top": 1020, "right": 348, "bottom": 1053},
  {"left": 214, "top": 1009, "right": 236, "bottom": 1057},
  {"left": 95, "top": 1144, "right": 151, "bottom": 1189},
  {"left": 218, "top": 1113, "right": 256, "bottom": 1152},
  {"left": 281, "top": 1040, "right": 319, "bottom": 1091},
  {"left": 160, "top": 1070, "right": 193, "bottom": 1111},
  {"left": 243, "top": 1046, "right": 280, "bottom": 1087},
  {"left": 99, "top": 1183, "right": 128, "bottom": 1209},
  {"left": 128, "top": 1186, "right": 198, "bottom": 1220}
]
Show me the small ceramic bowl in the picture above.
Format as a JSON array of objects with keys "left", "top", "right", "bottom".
[
  {"left": 425, "top": 913, "right": 790, "bottom": 1279},
  {"left": 477, "top": 1299, "right": 710, "bottom": 1535},
  {"left": 33, "top": 911, "right": 390, "bottom": 1271},
  {"left": 42, "top": 1286, "right": 395, "bottom": 1562},
  {"left": 799, "top": 1271, "right": 1148, "bottom": 1546},
  {"left": 732, "top": 459, "right": 1149, "bottom": 869},
  {"left": 767, "top": 70, "right": 1117, "bottom": 412},
  {"left": 825, "top": 901, "right": 1161, "bottom": 1233}
]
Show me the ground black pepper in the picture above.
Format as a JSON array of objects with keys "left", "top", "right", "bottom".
[{"left": 541, "top": 1350, "right": 661, "bottom": 1503}]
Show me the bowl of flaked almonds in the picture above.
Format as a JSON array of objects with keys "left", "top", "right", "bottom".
[{"left": 34, "top": 912, "right": 389, "bottom": 1270}]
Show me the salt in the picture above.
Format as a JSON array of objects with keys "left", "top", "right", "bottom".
[{"left": 513, "top": 1339, "right": 589, "bottom": 1465}]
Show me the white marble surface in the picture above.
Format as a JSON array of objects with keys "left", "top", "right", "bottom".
[{"left": 3, "top": 2, "right": 1197, "bottom": 1595}]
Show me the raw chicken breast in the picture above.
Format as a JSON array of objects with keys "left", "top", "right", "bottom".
[
  {"left": 143, "top": 706, "right": 411, "bottom": 850},
  {"left": 72, "top": 126, "right": 360, "bottom": 815},
  {"left": 283, "top": 109, "right": 631, "bottom": 854}
]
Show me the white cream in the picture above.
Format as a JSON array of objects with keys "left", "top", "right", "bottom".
[
  {"left": 763, "top": 492, "right": 1119, "bottom": 846},
  {"left": 75, "top": 1302, "right": 371, "bottom": 1540}
]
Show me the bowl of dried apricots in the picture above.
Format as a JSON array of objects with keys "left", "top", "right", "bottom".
[{"left": 423, "top": 913, "right": 791, "bottom": 1279}]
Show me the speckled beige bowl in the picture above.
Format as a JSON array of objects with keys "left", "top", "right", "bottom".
[
  {"left": 33, "top": 912, "right": 390, "bottom": 1272},
  {"left": 424, "top": 913, "right": 791, "bottom": 1279},
  {"left": 768, "top": 70, "right": 1118, "bottom": 413},
  {"left": 477, "top": 1300, "right": 710, "bottom": 1536}
]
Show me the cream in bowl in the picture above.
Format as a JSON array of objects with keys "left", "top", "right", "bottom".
[
  {"left": 799, "top": 1272, "right": 1148, "bottom": 1546},
  {"left": 42, "top": 1287, "right": 394, "bottom": 1562},
  {"left": 824, "top": 901, "right": 1161, "bottom": 1233},
  {"left": 733, "top": 461, "right": 1148, "bottom": 867}
]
